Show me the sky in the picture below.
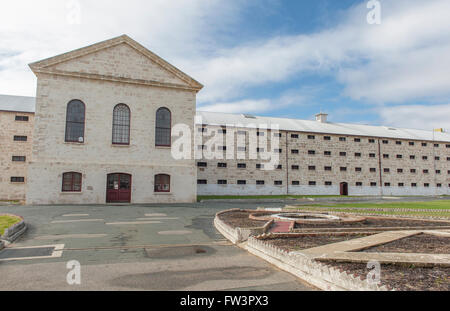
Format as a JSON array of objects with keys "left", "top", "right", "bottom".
[{"left": 1, "top": 0, "right": 450, "bottom": 131}]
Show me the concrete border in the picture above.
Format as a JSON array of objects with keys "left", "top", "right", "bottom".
[
  {"left": 0, "top": 214, "right": 27, "bottom": 244},
  {"left": 214, "top": 209, "right": 273, "bottom": 244},
  {"left": 245, "top": 234, "right": 393, "bottom": 291}
]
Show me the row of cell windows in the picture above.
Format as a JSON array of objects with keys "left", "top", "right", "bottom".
[
  {"left": 197, "top": 179, "right": 450, "bottom": 188},
  {"left": 198, "top": 162, "right": 450, "bottom": 174},
  {"left": 198, "top": 147, "right": 449, "bottom": 160},
  {"left": 64, "top": 100, "right": 172, "bottom": 146},
  {"left": 198, "top": 128, "right": 450, "bottom": 148}
]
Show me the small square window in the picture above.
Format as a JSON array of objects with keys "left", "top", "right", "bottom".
[
  {"left": 384, "top": 168, "right": 390, "bottom": 173},
  {"left": 11, "top": 177, "right": 25, "bottom": 183},
  {"left": 218, "top": 163, "right": 227, "bottom": 168},
  {"left": 197, "top": 162, "right": 207, "bottom": 167},
  {"left": 340, "top": 167, "right": 347, "bottom": 172},
  {"left": 355, "top": 167, "right": 362, "bottom": 172},
  {"left": 274, "top": 181, "right": 283, "bottom": 186},
  {"left": 409, "top": 142, "right": 415, "bottom": 146},
  {"left": 370, "top": 182, "right": 377, "bottom": 187},
  {"left": 370, "top": 168, "right": 377, "bottom": 172},
  {"left": 291, "top": 149, "right": 299, "bottom": 154},
  {"left": 274, "top": 149, "right": 283, "bottom": 153},
  {"left": 256, "top": 164, "right": 264, "bottom": 169},
  {"left": 308, "top": 181, "right": 316, "bottom": 186},
  {"left": 292, "top": 181, "right": 300, "bottom": 186},
  {"left": 15, "top": 115, "right": 29, "bottom": 122},
  {"left": 237, "top": 180, "right": 247, "bottom": 185},
  {"left": 14, "top": 136, "right": 27, "bottom": 142},
  {"left": 237, "top": 163, "right": 247, "bottom": 169},
  {"left": 324, "top": 136, "right": 331, "bottom": 141},
  {"left": 434, "top": 144, "right": 439, "bottom": 148},
  {"left": 12, "top": 156, "right": 26, "bottom": 162},
  {"left": 422, "top": 156, "right": 428, "bottom": 160},
  {"left": 291, "top": 134, "right": 299, "bottom": 139},
  {"left": 197, "top": 180, "right": 207, "bottom": 185},
  {"left": 324, "top": 151, "right": 331, "bottom": 156},
  {"left": 307, "top": 135, "right": 315, "bottom": 140},
  {"left": 256, "top": 180, "right": 265, "bottom": 185},
  {"left": 396, "top": 141, "right": 402, "bottom": 145},
  {"left": 396, "top": 154, "right": 403, "bottom": 159},
  {"left": 308, "top": 166, "right": 316, "bottom": 171},
  {"left": 356, "top": 182, "right": 363, "bottom": 187},
  {"left": 355, "top": 153, "right": 361, "bottom": 157},
  {"left": 324, "top": 166, "right": 332, "bottom": 171},
  {"left": 424, "top": 183, "right": 430, "bottom": 187},
  {"left": 308, "top": 150, "right": 316, "bottom": 155},
  {"left": 422, "top": 143, "right": 427, "bottom": 147},
  {"left": 274, "top": 133, "right": 282, "bottom": 138},
  {"left": 410, "top": 169, "right": 417, "bottom": 173},
  {"left": 411, "top": 183, "right": 417, "bottom": 187},
  {"left": 384, "top": 183, "right": 391, "bottom": 187},
  {"left": 382, "top": 140, "right": 389, "bottom": 144},
  {"left": 291, "top": 165, "right": 299, "bottom": 170},
  {"left": 435, "top": 157, "right": 440, "bottom": 161},
  {"left": 325, "top": 181, "right": 332, "bottom": 186},
  {"left": 398, "top": 183, "right": 404, "bottom": 187},
  {"left": 383, "top": 154, "right": 389, "bottom": 159},
  {"left": 423, "top": 169, "right": 429, "bottom": 174},
  {"left": 340, "top": 152, "right": 347, "bottom": 156},
  {"left": 339, "top": 137, "right": 346, "bottom": 142},
  {"left": 276, "top": 165, "right": 283, "bottom": 170},
  {"left": 218, "top": 180, "right": 227, "bottom": 185},
  {"left": 410, "top": 155, "right": 416, "bottom": 160},
  {"left": 369, "top": 153, "right": 376, "bottom": 158},
  {"left": 397, "top": 169, "right": 404, "bottom": 173},
  {"left": 354, "top": 138, "right": 361, "bottom": 142},
  {"left": 369, "top": 139, "right": 375, "bottom": 143}
]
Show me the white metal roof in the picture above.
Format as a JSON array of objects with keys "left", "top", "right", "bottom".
[
  {"left": 196, "top": 111, "right": 450, "bottom": 143},
  {"left": 0, "top": 94, "right": 35, "bottom": 113}
]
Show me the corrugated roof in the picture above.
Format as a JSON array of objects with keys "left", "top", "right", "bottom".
[
  {"left": 196, "top": 111, "right": 450, "bottom": 142},
  {"left": 0, "top": 95, "right": 35, "bottom": 113}
]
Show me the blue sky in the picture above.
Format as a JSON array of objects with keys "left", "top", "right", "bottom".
[{"left": 1, "top": 0, "right": 450, "bottom": 130}]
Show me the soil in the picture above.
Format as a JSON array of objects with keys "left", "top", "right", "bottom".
[
  {"left": 219, "top": 211, "right": 268, "bottom": 228},
  {"left": 294, "top": 218, "right": 450, "bottom": 229},
  {"left": 325, "top": 262, "right": 450, "bottom": 291},
  {"left": 364, "top": 233, "right": 450, "bottom": 254},
  {"left": 263, "top": 234, "right": 371, "bottom": 252}
]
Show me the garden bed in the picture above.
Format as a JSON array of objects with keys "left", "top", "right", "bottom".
[
  {"left": 262, "top": 234, "right": 372, "bottom": 252},
  {"left": 363, "top": 233, "right": 450, "bottom": 254},
  {"left": 294, "top": 217, "right": 450, "bottom": 229},
  {"left": 0, "top": 215, "right": 22, "bottom": 236},
  {"left": 325, "top": 262, "right": 450, "bottom": 291},
  {"left": 218, "top": 210, "right": 270, "bottom": 228}
]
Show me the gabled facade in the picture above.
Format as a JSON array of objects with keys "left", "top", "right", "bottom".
[{"left": 26, "top": 35, "right": 202, "bottom": 205}]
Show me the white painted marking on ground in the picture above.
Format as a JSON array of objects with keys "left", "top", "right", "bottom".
[
  {"left": 157, "top": 230, "right": 193, "bottom": 235},
  {"left": 145, "top": 213, "right": 167, "bottom": 217},
  {"left": 136, "top": 217, "right": 179, "bottom": 221},
  {"left": 265, "top": 208, "right": 282, "bottom": 212},
  {"left": 35, "top": 234, "right": 108, "bottom": 240},
  {"left": 105, "top": 221, "right": 162, "bottom": 225},
  {"left": 51, "top": 219, "right": 104, "bottom": 224},
  {"left": 0, "top": 244, "right": 65, "bottom": 262},
  {"left": 62, "top": 214, "right": 90, "bottom": 217}
]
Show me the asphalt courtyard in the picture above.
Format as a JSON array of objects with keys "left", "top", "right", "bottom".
[{"left": 0, "top": 202, "right": 316, "bottom": 291}]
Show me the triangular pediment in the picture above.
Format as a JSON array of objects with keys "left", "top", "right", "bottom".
[{"left": 29, "top": 35, "right": 203, "bottom": 91}]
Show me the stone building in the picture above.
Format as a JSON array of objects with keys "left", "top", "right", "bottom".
[
  {"left": 195, "top": 111, "right": 450, "bottom": 196},
  {"left": 1, "top": 35, "right": 449, "bottom": 203},
  {"left": 0, "top": 95, "right": 35, "bottom": 201},
  {"left": 26, "top": 35, "right": 203, "bottom": 205}
]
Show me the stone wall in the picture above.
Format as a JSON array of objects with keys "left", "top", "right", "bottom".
[{"left": 0, "top": 111, "right": 34, "bottom": 201}]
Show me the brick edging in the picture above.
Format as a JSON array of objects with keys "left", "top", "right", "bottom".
[
  {"left": 246, "top": 234, "right": 394, "bottom": 291},
  {"left": 0, "top": 214, "right": 27, "bottom": 244}
]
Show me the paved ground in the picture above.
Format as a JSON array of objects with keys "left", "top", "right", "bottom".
[{"left": 0, "top": 202, "right": 316, "bottom": 291}]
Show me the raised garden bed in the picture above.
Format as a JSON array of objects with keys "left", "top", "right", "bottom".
[
  {"left": 262, "top": 234, "right": 373, "bottom": 252},
  {"left": 363, "top": 233, "right": 450, "bottom": 254},
  {"left": 294, "top": 217, "right": 450, "bottom": 229},
  {"left": 0, "top": 215, "right": 22, "bottom": 236},
  {"left": 218, "top": 210, "right": 270, "bottom": 228},
  {"left": 325, "top": 262, "right": 450, "bottom": 291}
]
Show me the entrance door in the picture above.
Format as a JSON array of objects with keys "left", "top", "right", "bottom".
[
  {"left": 106, "top": 173, "right": 132, "bottom": 203},
  {"left": 340, "top": 182, "right": 349, "bottom": 196}
]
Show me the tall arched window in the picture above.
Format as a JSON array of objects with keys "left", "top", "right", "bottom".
[
  {"left": 65, "top": 100, "right": 85, "bottom": 143},
  {"left": 62, "top": 172, "right": 82, "bottom": 192},
  {"left": 155, "top": 108, "right": 171, "bottom": 147},
  {"left": 154, "top": 174, "right": 170, "bottom": 192},
  {"left": 112, "top": 104, "right": 130, "bottom": 145}
]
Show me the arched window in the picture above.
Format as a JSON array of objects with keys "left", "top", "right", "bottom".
[
  {"left": 62, "top": 172, "right": 82, "bottom": 192},
  {"left": 154, "top": 174, "right": 170, "bottom": 192},
  {"left": 155, "top": 108, "right": 171, "bottom": 147},
  {"left": 65, "top": 100, "right": 85, "bottom": 143},
  {"left": 112, "top": 104, "right": 130, "bottom": 145}
]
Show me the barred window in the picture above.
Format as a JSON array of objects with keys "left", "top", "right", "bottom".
[
  {"left": 112, "top": 104, "right": 130, "bottom": 145},
  {"left": 62, "top": 172, "right": 82, "bottom": 192},
  {"left": 156, "top": 108, "right": 171, "bottom": 147},
  {"left": 155, "top": 174, "right": 170, "bottom": 192},
  {"left": 65, "top": 100, "right": 85, "bottom": 143}
]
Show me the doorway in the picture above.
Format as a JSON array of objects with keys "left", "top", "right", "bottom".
[
  {"left": 340, "top": 182, "right": 349, "bottom": 196},
  {"left": 106, "top": 173, "right": 132, "bottom": 203}
]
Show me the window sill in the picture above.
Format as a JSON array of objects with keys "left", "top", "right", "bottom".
[
  {"left": 65, "top": 142, "right": 85, "bottom": 146},
  {"left": 156, "top": 146, "right": 172, "bottom": 149},
  {"left": 154, "top": 192, "right": 172, "bottom": 195},
  {"left": 60, "top": 192, "right": 83, "bottom": 195},
  {"left": 111, "top": 144, "right": 130, "bottom": 148}
]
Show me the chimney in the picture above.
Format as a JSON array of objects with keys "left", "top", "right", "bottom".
[{"left": 315, "top": 113, "right": 328, "bottom": 123}]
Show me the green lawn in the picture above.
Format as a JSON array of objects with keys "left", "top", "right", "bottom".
[
  {"left": 287, "top": 200, "right": 450, "bottom": 218},
  {"left": 197, "top": 195, "right": 350, "bottom": 201},
  {"left": 310, "top": 200, "right": 450, "bottom": 210},
  {"left": 0, "top": 215, "right": 21, "bottom": 236}
]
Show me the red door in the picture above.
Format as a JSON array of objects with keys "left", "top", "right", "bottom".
[
  {"left": 107, "top": 173, "right": 132, "bottom": 203},
  {"left": 340, "top": 182, "right": 349, "bottom": 196}
]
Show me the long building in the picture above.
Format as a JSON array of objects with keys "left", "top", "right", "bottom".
[{"left": 0, "top": 35, "right": 449, "bottom": 204}]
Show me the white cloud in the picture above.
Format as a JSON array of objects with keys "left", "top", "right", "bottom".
[{"left": 378, "top": 104, "right": 450, "bottom": 131}]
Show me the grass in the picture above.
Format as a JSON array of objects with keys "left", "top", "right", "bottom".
[
  {"left": 308, "top": 200, "right": 450, "bottom": 210},
  {"left": 197, "top": 195, "right": 351, "bottom": 201},
  {"left": 287, "top": 200, "right": 450, "bottom": 218},
  {"left": 0, "top": 215, "right": 22, "bottom": 236}
]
